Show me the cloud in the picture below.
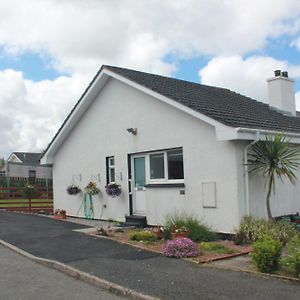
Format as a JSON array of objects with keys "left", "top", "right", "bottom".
[
  {"left": 0, "top": 1, "right": 300, "bottom": 156},
  {"left": 199, "top": 55, "right": 300, "bottom": 110},
  {"left": 0, "top": 0, "right": 300, "bottom": 76},
  {"left": 0, "top": 69, "right": 87, "bottom": 157}
]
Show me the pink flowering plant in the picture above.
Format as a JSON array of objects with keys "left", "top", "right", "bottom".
[{"left": 161, "top": 237, "right": 199, "bottom": 258}]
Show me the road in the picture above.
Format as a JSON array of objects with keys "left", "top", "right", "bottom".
[{"left": 0, "top": 244, "right": 124, "bottom": 300}]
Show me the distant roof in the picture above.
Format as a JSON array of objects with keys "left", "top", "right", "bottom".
[
  {"left": 11, "top": 152, "right": 42, "bottom": 165},
  {"left": 104, "top": 65, "right": 300, "bottom": 133}
]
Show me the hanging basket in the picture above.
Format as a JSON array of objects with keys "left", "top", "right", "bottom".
[
  {"left": 84, "top": 181, "right": 100, "bottom": 195},
  {"left": 105, "top": 183, "right": 122, "bottom": 197},
  {"left": 66, "top": 185, "right": 81, "bottom": 195}
]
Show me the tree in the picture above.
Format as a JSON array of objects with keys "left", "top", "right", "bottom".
[
  {"left": 247, "top": 134, "right": 300, "bottom": 220},
  {"left": 0, "top": 157, "right": 4, "bottom": 169}
]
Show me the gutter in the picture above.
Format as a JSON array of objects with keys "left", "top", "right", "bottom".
[{"left": 236, "top": 127, "right": 300, "bottom": 139}]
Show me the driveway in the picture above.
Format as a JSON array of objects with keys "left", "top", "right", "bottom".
[{"left": 0, "top": 211, "right": 299, "bottom": 300}]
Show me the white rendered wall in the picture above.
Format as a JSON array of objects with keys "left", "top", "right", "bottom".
[
  {"left": 236, "top": 141, "right": 300, "bottom": 219},
  {"left": 53, "top": 78, "right": 241, "bottom": 233},
  {"left": 6, "top": 163, "right": 52, "bottom": 179}
]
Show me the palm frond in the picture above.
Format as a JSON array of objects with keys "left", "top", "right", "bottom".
[{"left": 247, "top": 134, "right": 300, "bottom": 192}]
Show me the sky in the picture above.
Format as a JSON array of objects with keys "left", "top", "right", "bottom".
[{"left": 1, "top": 0, "right": 300, "bottom": 157}]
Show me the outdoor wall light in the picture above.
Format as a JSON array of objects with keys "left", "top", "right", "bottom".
[{"left": 126, "top": 128, "right": 137, "bottom": 135}]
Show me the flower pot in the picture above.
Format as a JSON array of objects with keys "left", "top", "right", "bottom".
[
  {"left": 152, "top": 229, "right": 164, "bottom": 239},
  {"left": 172, "top": 232, "right": 189, "bottom": 240},
  {"left": 54, "top": 214, "right": 66, "bottom": 220}
]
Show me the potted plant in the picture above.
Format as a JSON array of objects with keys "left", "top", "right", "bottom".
[
  {"left": 171, "top": 225, "right": 190, "bottom": 240},
  {"left": 84, "top": 181, "right": 100, "bottom": 195},
  {"left": 105, "top": 183, "right": 122, "bottom": 197},
  {"left": 66, "top": 184, "right": 81, "bottom": 195},
  {"left": 54, "top": 209, "right": 67, "bottom": 220},
  {"left": 152, "top": 226, "right": 165, "bottom": 239}
]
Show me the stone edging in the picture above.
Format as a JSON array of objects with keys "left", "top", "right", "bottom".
[{"left": 0, "top": 239, "right": 158, "bottom": 300}]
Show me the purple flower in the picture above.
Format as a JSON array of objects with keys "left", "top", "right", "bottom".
[
  {"left": 161, "top": 237, "right": 198, "bottom": 258},
  {"left": 105, "top": 183, "right": 122, "bottom": 197}
]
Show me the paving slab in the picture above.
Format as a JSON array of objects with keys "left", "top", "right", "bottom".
[{"left": 0, "top": 210, "right": 300, "bottom": 300}]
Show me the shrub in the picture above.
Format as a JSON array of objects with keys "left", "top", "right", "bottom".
[
  {"left": 281, "top": 236, "right": 300, "bottom": 277},
  {"left": 129, "top": 231, "right": 157, "bottom": 242},
  {"left": 162, "top": 237, "right": 199, "bottom": 258},
  {"left": 200, "top": 242, "right": 236, "bottom": 254},
  {"left": 23, "top": 184, "right": 37, "bottom": 198},
  {"left": 251, "top": 235, "right": 282, "bottom": 273},
  {"left": 164, "top": 212, "right": 216, "bottom": 242},
  {"left": 235, "top": 216, "right": 298, "bottom": 245}
]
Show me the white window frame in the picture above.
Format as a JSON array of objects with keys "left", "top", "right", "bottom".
[
  {"left": 146, "top": 148, "right": 184, "bottom": 184},
  {"left": 108, "top": 156, "right": 115, "bottom": 184}
]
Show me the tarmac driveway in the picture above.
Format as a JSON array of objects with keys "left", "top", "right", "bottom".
[{"left": 0, "top": 210, "right": 299, "bottom": 300}]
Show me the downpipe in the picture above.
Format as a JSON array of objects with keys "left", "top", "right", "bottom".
[{"left": 244, "top": 133, "right": 260, "bottom": 216}]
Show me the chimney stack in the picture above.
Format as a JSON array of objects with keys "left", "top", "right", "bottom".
[{"left": 267, "top": 70, "right": 296, "bottom": 116}]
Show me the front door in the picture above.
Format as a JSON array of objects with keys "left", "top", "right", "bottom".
[{"left": 131, "top": 155, "right": 146, "bottom": 215}]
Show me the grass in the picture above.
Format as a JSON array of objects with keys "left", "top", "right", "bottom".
[
  {"left": 0, "top": 198, "right": 53, "bottom": 208},
  {"left": 200, "top": 242, "right": 236, "bottom": 254},
  {"left": 128, "top": 230, "right": 157, "bottom": 243}
]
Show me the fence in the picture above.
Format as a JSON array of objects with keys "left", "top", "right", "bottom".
[
  {"left": 0, "top": 176, "right": 52, "bottom": 188},
  {"left": 0, "top": 178, "right": 53, "bottom": 212}
]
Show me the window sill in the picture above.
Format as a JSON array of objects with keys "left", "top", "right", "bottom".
[{"left": 144, "top": 183, "right": 185, "bottom": 188}]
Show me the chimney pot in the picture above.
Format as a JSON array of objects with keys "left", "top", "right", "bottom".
[{"left": 274, "top": 70, "right": 281, "bottom": 77}]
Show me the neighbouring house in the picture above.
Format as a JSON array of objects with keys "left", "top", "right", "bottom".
[
  {"left": 2, "top": 152, "right": 52, "bottom": 179},
  {"left": 41, "top": 66, "right": 300, "bottom": 233}
]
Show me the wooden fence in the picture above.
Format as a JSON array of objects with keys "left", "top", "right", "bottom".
[{"left": 0, "top": 184, "right": 53, "bottom": 213}]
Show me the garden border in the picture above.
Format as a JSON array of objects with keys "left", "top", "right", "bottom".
[{"left": 88, "top": 232, "right": 300, "bottom": 283}]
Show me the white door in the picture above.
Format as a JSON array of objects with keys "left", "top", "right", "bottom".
[{"left": 131, "top": 155, "right": 146, "bottom": 215}]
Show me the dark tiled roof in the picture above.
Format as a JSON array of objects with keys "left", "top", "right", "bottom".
[
  {"left": 13, "top": 152, "right": 42, "bottom": 165},
  {"left": 104, "top": 65, "right": 300, "bottom": 133}
]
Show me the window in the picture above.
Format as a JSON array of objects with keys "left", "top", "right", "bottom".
[
  {"left": 150, "top": 153, "right": 165, "bottom": 179},
  {"left": 147, "top": 148, "right": 184, "bottom": 183},
  {"left": 29, "top": 170, "right": 36, "bottom": 178},
  {"left": 106, "top": 156, "right": 115, "bottom": 183},
  {"left": 167, "top": 149, "right": 184, "bottom": 180}
]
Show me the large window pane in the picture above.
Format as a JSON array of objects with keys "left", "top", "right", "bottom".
[
  {"left": 167, "top": 149, "right": 184, "bottom": 179},
  {"left": 110, "top": 168, "right": 115, "bottom": 183},
  {"left": 134, "top": 157, "right": 146, "bottom": 188},
  {"left": 150, "top": 153, "right": 165, "bottom": 179}
]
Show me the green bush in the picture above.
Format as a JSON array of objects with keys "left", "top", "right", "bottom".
[
  {"left": 281, "top": 236, "right": 300, "bottom": 277},
  {"left": 129, "top": 231, "right": 157, "bottom": 242},
  {"left": 164, "top": 212, "right": 217, "bottom": 242},
  {"left": 251, "top": 235, "right": 282, "bottom": 273},
  {"left": 235, "top": 216, "right": 298, "bottom": 245}
]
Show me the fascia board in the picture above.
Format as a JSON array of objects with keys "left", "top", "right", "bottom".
[
  {"left": 7, "top": 153, "right": 23, "bottom": 163},
  {"left": 42, "top": 68, "right": 229, "bottom": 164},
  {"left": 41, "top": 72, "right": 110, "bottom": 164}
]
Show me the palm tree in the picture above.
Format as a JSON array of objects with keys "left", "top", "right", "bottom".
[{"left": 247, "top": 134, "right": 300, "bottom": 219}]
